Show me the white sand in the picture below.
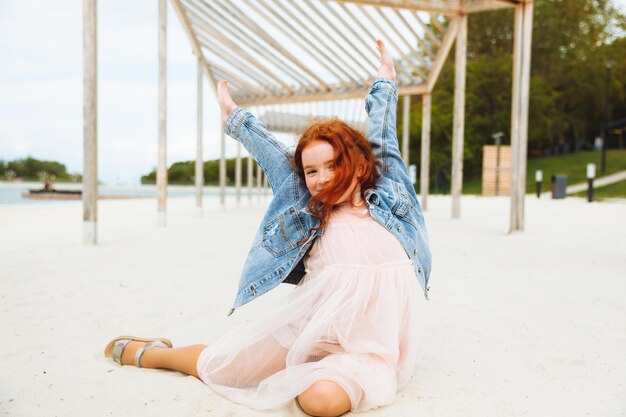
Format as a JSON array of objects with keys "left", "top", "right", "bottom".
[{"left": 1, "top": 194, "right": 625, "bottom": 417}]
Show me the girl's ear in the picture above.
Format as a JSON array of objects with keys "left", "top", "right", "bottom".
[{"left": 356, "top": 160, "right": 366, "bottom": 178}]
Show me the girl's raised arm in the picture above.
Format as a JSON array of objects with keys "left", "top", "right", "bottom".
[
  {"left": 365, "top": 41, "right": 416, "bottom": 202},
  {"left": 218, "top": 81, "right": 294, "bottom": 192}
]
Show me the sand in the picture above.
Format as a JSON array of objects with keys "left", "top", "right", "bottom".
[{"left": 1, "top": 194, "right": 625, "bottom": 417}]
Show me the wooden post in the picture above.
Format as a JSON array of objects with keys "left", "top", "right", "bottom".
[
  {"left": 256, "top": 163, "right": 262, "bottom": 200},
  {"left": 235, "top": 142, "right": 242, "bottom": 204},
  {"left": 195, "top": 57, "right": 203, "bottom": 211},
  {"left": 402, "top": 95, "right": 411, "bottom": 167},
  {"left": 83, "top": 0, "right": 97, "bottom": 245},
  {"left": 219, "top": 127, "right": 226, "bottom": 206},
  {"left": 509, "top": 2, "right": 534, "bottom": 232},
  {"left": 451, "top": 14, "right": 467, "bottom": 219},
  {"left": 247, "top": 156, "right": 253, "bottom": 201},
  {"left": 420, "top": 93, "right": 431, "bottom": 211},
  {"left": 157, "top": 0, "right": 167, "bottom": 227}
]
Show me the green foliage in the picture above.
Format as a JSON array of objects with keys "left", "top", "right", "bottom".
[
  {"left": 141, "top": 158, "right": 256, "bottom": 185},
  {"left": 1, "top": 156, "right": 80, "bottom": 182},
  {"left": 398, "top": 0, "right": 626, "bottom": 194}
]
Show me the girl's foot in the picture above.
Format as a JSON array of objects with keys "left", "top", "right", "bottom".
[
  {"left": 217, "top": 80, "right": 237, "bottom": 126},
  {"left": 119, "top": 341, "right": 162, "bottom": 366},
  {"left": 376, "top": 39, "right": 397, "bottom": 81},
  {"left": 104, "top": 336, "right": 172, "bottom": 367}
]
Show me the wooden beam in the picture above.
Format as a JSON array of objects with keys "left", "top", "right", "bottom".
[
  {"left": 169, "top": 0, "right": 217, "bottom": 95},
  {"left": 207, "top": 0, "right": 331, "bottom": 90},
  {"left": 331, "top": 0, "right": 516, "bottom": 14},
  {"left": 359, "top": 7, "right": 429, "bottom": 80},
  {"left": 195, "top": 57, "right": 203, "bottom": 211},
  {"left": 256, "top": 163, "right": 262, "bottom": 200},
  {"left": 402, "top": 95, "right": 411, "bottom": 166},
  {"left": 219, "top": 122, "right": 226, "bottom": 206},
  {"left": 420, "top": 93, "right": 431, "bottom": 210},
  {"left": 427, "top": 16, "right": 459, "bottom": 92},
  {"left": 187, "top": 0, "right": 318, "bottom": 92},
  {"left": 247, "top": 155, "right": 253, "bottom": 201},
  {"left": 157, "top": 0, "right": 167, "bottom": 227},
  {"left": 238, "top": 84, "right": 428, "bottom": 107},
  {"left": 244, "top": 0, "right": 355, "bottom": 88},
  {"left": 331, "top": 0, "right": 462, "bottom": 15},
  {"left": 509, "top": 1, "right": 534, "bottom": 232},
  {"left": 277, "top": 0, "right": 369, "bottom": 83},
  {"left": 82, "top": 0, "right": 97, "bottom": 245},
  {"left": 183, "top": 2, "right": 296, "bottom": 94},
  {"left": 235, "top": 142, "right": 242, "bottom": 204},
  {"left": 462, "top": 0, "right": 516, "bottom": 14},
  {"left": 451, "top": 13, "right": 467, "bottom": 219}
]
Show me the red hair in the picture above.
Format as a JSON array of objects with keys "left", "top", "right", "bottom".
[{"left": 294, "top": 118, "right": 380, "bottom": 245}]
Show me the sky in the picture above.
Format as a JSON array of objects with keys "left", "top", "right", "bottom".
[
  {"left": 1, "top": 0, "right": 625, "bottom": 185},
  {"left": 0, "top": 0, "right": 237, "bottom": 185}
]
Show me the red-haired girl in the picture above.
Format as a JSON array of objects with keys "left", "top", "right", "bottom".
[{"left": 104, "top": 40, "right": 431, "bottom": 417}]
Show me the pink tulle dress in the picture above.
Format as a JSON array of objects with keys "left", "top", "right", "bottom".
[{"left": 196, "top": 203, "right": 420, "bottom": 412}]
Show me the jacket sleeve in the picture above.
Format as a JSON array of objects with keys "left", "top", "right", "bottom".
[
  {"left": 224, "top": 107, "right": 295, "bottom": 192},
  {"left": 364, "top": 78, "right": 418, "bottom": 205}
]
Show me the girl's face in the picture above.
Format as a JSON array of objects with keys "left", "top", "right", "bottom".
[{"left": 301, "top": 140, "right": 360, "bottom": 204}]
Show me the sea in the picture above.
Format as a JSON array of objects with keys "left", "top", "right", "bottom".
[{"left": 0, "top": 181, "right": 242, "bottom": 205}]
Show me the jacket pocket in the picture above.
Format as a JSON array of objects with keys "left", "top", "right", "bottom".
[
  {"left": 262, "top": 207, "right": 306, "bottom": 257},
  {"left": 390, "top": 181, "right": 413, "bottom": 217}
]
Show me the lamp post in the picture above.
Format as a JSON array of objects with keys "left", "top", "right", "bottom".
[
  {"left": 492, "top": 132, "right": 504, "bottom": 196},
  {"left": 601, "top": 60, "right": 612, "bottom": 173}
]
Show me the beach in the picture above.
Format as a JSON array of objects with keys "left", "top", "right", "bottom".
[{"left": 1, "top": 194, "right": 625, "bottom": 417}]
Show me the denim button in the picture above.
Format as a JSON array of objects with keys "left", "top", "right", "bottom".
[
  {"left": 413, "top": 249, "right": 418, "bottom": 255},
  {"left": 397, "top": 225, "right": 402, "bottom": 233},
  {"left": 418, "top": 267, "right": 422, "bottom": 274}
]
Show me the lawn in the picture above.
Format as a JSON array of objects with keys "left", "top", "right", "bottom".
[
  {"left": 570, "top": 179, "right": 626, "bottom": 201},
  {"left": 462, "top": 149, "right": 626, "bottom": 195}
]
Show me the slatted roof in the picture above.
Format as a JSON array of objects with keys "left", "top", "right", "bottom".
[{"left": 171, "top": 0, "right": 522, "bottom": 106}]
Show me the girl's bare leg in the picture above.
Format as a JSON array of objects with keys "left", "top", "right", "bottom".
[
  {"left": 297, "top": 380, "right": 351, "bottom": 417},
  {"left": 119, "top": 341, "right": 207, "bottom": 378}
]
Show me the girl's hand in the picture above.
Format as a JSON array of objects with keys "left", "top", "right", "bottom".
[
  {"left": 217, "top": 80, "right": 238, "bottom": 127},
  {"left": 376, "top": 39, "right": 396, "bottom": 81}
]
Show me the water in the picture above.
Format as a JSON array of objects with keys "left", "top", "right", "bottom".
[{"left": 0, "top": 182, "right": 244, "bottom": 205}]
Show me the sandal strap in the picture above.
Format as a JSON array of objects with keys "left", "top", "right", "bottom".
[
  {"left": 133, "top": 340, "right": 169, "bottom": 368},
  {"left": 111, "top": 339, "right": 131, "bottom": 365}
]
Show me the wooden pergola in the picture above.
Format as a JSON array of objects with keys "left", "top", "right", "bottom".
[{"left": 82, "top": 0, "right": 534, "bottom": 244}]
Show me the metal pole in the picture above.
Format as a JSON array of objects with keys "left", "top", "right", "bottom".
[{"left": 82, "top": 0, "right": 98, "bottom": 245}]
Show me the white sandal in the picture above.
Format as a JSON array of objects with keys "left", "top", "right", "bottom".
[{"left": 104, "top": 336, "right": 172, "bottom": 367}]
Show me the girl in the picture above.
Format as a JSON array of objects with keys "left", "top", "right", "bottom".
[{"left": 104, "top": 40, "right": 431, "bottom": 417}]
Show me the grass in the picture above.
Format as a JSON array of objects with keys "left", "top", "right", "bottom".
[
  {"left": 570, "top": 179, "right": 626, "bottom": 201},
  {"left": 462, "top": 149, "right": 626, "bottom": 195}
]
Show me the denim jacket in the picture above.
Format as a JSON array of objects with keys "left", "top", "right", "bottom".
[{"left": 223, "top": 79, "right": 431, "bottom": 316}]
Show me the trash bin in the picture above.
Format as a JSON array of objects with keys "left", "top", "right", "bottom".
[{"left": 551, "top": 175, "right": 567, "bottom": 199}]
